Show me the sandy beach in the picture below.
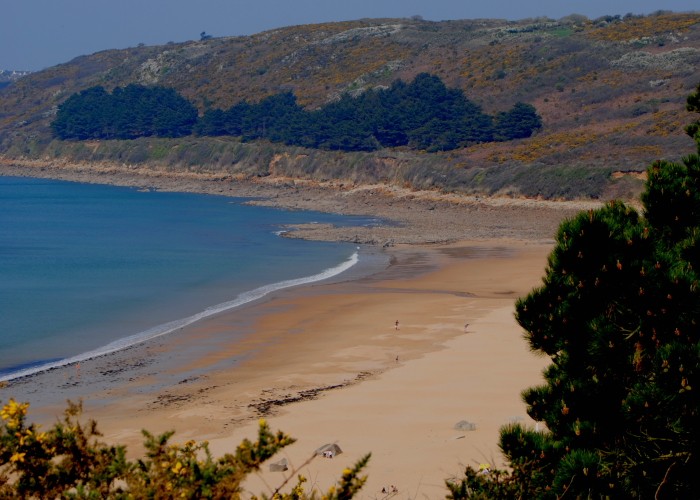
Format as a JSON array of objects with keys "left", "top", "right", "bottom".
[
  {"left": 1, "top": 161, "right": 598, "bottom": 498},
  {"left": 202, "top": 241, "right": 554, "bottom": 499},
  {"left": 6, "top": 240, "right": 553, "bottom": 499}
]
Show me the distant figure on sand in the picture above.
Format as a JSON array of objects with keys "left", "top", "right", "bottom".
[
  {"left": 395, "top": 320, "right": 399, "bottom": 330},
  {"left": 464, "top": 323, "right": 469, "bottom": 332}
]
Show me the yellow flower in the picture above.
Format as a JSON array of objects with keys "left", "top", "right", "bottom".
[
  {"left": 10, "top": 452, "right": 26, "bottom": 463},
  {"left": 172, "top": 461, "right": 183, "bottom": 474},
  {"left": 1, "top": 399, "right": 29, "bottom": 421}
]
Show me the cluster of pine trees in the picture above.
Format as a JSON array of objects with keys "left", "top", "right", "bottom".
[
  {"left": 51, "top": 85, "right": 198, "bottom": 140},
  {"left": 51, "top": 74, "right": 542, "bottom": 152}
]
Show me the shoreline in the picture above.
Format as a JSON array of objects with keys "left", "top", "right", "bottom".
[
  {"left": 1, "top": 159, "right": 601, "bottom": 244},
  {"left": 4, "top": 239, "right": 554, "bottom": 498},
  {"left": 0, "top": 246, "right": 385, "bottom": 384},
  {"left": 1, "top": 161, "right": 586, "bottom": 497},
  {"left": 2, "top": 243, "right": 434, "bottom": 417}
]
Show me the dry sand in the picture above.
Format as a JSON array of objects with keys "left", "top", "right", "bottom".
[
  {"left": 1, "top": 161, "right": 597, "bottom": 498},
  {"left": 201, "top": 241, "right": 553, "bottom": 499}
]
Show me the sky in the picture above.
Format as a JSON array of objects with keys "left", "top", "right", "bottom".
[{"left": 2, "top": 0, "right": 698, "bottom": 71}]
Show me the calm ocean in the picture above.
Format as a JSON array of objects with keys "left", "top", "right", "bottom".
[{"left": 0, "top": 176, "right": 381, "bottom": 381}]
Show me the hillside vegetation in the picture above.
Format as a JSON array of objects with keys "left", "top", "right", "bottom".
[
  {"left": 51, "top": 76, "right": 542, "bottom": 150},
  {"left": 1, "top": 11, "right": 700, "bottom": 199}
]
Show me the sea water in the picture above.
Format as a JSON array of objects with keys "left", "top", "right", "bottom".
[{"left": 0, "top": 176, "right": 382, "bottom": 381}]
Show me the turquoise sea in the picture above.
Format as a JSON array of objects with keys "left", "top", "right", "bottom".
[{"left": 0, "top": 176, "right": 382, "bottom": 381}]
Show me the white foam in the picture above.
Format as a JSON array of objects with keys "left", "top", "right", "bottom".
[{"left": 1, "top": 251, "right": 360, "bottom": 382}]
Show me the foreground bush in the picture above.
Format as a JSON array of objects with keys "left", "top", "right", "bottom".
[
  {"left": 447, "top": 82, "right": 700, "bottom": 499},
  {"left": 0, "top": 398, "right": 369, "bottom": 499}
]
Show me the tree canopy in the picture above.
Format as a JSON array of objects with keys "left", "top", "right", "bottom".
[
  {"left": 52, "top": 75, "right": 542, "bottom": 152},
  {"left": 195, "top": 73, "right": 541, "bottom": 151},
  {"left": 448, "top": 83, "right": 700, "bottom": 499},
  {"left": 51, "top": 84, "right": 198, "bottom": 140}
]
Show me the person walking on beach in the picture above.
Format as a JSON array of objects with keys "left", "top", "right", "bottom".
[{"left": 395, "top": 320, "right": 399, "bottom": 330}]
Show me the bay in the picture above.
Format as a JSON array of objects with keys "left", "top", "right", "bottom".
[{"left": 0, "top": 176, "right": 382, "bottom": 380}]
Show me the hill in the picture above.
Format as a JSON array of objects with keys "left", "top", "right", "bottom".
[
  {"left": 1, "top": 11, "right": 699, "bottom": 200},
  {"left": 0, "top": 70, "right": 32, "bottom": 90}
]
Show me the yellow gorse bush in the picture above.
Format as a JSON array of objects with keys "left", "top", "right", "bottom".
[
  {"left": 0, "top": 398, "right": 370, "bottom": 499},
  {"left": 0, "top": 399, "right": 29, "bottom": 422}
]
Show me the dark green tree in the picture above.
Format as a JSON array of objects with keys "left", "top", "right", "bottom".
[
  {"left": 194, "top": 73, "right": 528, "bottom": 152},
  {"left": 52, "top": 85, "right": 197, "bottom": 140},
  {"left": 51, "top": 86, "right": 111, "bottom": 140},
  {"left": 195, "top": 101, "right": 255, "bottom": 137},
  {"left": 313, "top": 93, "right": 379, "bottom": 151},
  {"left": 686, "top": 81, "right": 700, "bottom": 147},
  {"left": 449, "top": 86, "right": 700, "bottom": 499},
  {"left": 494, "top": 102, "right": 543, "bottom": 141},
  {"left": 192, "top": 108, "right": 229, "bottom": 136},
  {"left": 243, "top": 92, "right": 309, "bottom": 144}
]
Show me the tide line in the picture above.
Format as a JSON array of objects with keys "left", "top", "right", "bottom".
[{"left": 1, "top": 251, "right": 360, "bottom": 382}]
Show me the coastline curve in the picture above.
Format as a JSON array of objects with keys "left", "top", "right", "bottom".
[{"left": 0, "top": 251, "right": 361, "bottom": 382}]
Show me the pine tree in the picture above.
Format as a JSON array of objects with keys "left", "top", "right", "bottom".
[{"left": 448, "top": 84, "right": 700, "bottom": 499}]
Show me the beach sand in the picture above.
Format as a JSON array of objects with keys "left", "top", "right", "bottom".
[
  {"left": 5, "top": 239, "right": 553, "bottom": 499},
  {"left": 203, "top": 241, "right": 552, "bottom": 499},
  {"left": 1, "top": 162, "right": 587, "bottom": 498}
]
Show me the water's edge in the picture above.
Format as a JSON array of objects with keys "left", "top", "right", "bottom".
[
  {"left": 1, "top": 252, "right": 372, "bottom": 382},
  {"left": 0, "top": 176, "right": 389, "bottom": 382}
]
